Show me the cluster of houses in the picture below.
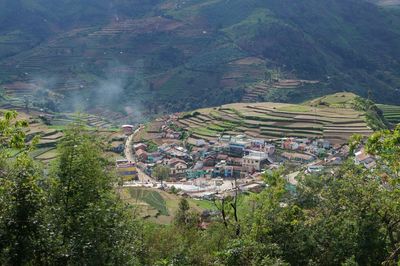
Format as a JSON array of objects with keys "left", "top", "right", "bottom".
[
  {"left": 130, "top": 135, "right": 275, "bottom": 180},
  {"left": 121, "top": 117, "right": 378, "bottom": 184},
  {"left": 133, "top": 142, "right": 190, "bottom": 177},
  {"left": 282, "top": 138, "right": 331, "bottom": 156},
  {"left": 160, "top": 124, "right": 182, "bottom": 139},
  {"left": 131, "top": 134, "right": 346, "bottom": 181}
]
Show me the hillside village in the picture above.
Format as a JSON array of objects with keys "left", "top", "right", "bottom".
[{"left": 116, "top": 113, "right": 377, "bottom": 200}]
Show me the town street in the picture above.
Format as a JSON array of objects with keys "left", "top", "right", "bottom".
[
  {"left": 124, "top": 126, "right": 156, "bottom": 183},
  {"left": 123, "top": 126, "right": 242, "bottom": 193}
]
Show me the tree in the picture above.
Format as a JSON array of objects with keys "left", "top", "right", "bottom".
[
  {"left": 0, "top": 154, "right": 47, "bottom": 265},
  {"left": 365, "top": 125, "right": 400, "bottom": 264},
  {"left": 0, "top": 111, "right": 48, "bottom": 265},
  {"left": 241, "top": 154, "right": 398, "bottom": 265},
  {"left": 48, "top": 124, "right": 140, "bottom": 265},
  {"left": 153, "top": 165, "right": 170, "bottom": 186},
  {"left": 366, "top": 124, "right": 400, "bottom": 180},
  {"left": 0, "top": 111, "right": 27, "bottom": 153},
  {"left": 175, "top": 198, "right": 195, "bottom": 228}
]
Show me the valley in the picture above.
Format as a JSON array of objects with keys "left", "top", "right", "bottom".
[{"left": 2, "top": 1, "right": 400, "bottom": 264}]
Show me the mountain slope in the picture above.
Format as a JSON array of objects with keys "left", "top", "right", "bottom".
[
  {"left": 1, "top": 0, "right": 400, "bottom": 121},
  {"left": 169, "top": 93, "right": 375, "bottom": 145}
]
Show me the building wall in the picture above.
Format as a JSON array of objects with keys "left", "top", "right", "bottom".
[
  {"left": 243, "top": 158, "right": 263, "bottom": 172},
  {"left": 117, "top": 166, "right": 138, "bottom": 181}
]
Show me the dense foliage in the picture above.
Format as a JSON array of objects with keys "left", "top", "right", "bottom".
[
  {"left": 352, "top": 96, "right": 390, "bottom": 130},
  {"left": 1, "top": 111, "right": 400, "bottom": 265},
  {"left": 0, "top": 114, "right": 141, "bottom": 265}
]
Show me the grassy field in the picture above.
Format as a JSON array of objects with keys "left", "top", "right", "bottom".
[
  {"left": 176, "top": 93, "right": 373, "bottom": 144},
  {"left": 304, "top": 92, "right": 359, "bottom": 108},
  {"left": 189, "top": 199, "right": 218, "bottom": 210},
  {"left": 118, "top": 187, "right": 261, "bottom": 224},
  {"left": 128, "top": 188, "right": 169, "bottom": 216},
  {"left": 120, "top": 187, "right": 213, "bottom": 224}
]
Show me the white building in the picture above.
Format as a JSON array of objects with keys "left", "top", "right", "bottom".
[
  {"left": 122, "top": 125, "right": 134, "bottom": 135},
  {"left": 307, "top": 165, "right": 324, "bottom": 173},
  {"left": 355, "top": 148, "right": 376, "bottom": 169},
  {"left": 242, "top": 151, "right": 270, "bottom": 172}
]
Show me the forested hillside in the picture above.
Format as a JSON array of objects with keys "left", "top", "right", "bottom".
[{"left": 1, "top": 0, "right": 400, "bottom": 118}]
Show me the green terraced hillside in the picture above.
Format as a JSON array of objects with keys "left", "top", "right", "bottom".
[
  {"left": 0, "top": 107, "right": 122, "bottom": 163},
  {"left": 176, "top": 94, "right": 374, "bottom": 144},
  {"left": 377, "top": 104, "right": 400, "bottom": 125}
]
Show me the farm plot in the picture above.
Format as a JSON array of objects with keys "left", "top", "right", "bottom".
[
  {"left": 128, "top": 188, "right": 169, "bottom": 216},
  {"left": 120, "top": 187, "right": 206, "bottom": 224},
  {"left": 35, "top": 149, "right": 58, "bottom": 162}
]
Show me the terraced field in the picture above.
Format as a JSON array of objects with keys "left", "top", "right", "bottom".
[
  {"left": 1, "top": 108, "right": 121, "bottom": 163},
  {"left": 177, "top": 100, "right": 373, "bottom": 144},
  {"left": 377, "top": 104, "right": 400, "bottom": 125},
  {"left": 242, "top": 79, "right": 319, "bottom": 103}
]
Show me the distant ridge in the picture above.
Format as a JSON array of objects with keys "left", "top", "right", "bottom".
[{"left": 0, "top": 0, "right": 399, "bottom": 118}]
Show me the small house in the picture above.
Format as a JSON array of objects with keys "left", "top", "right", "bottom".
[
  {"left": 282, "top": 152, "right": 314, "bottom": 163},
  {"left": 355, "top": 149, "right": 376, "bottom": 169},
  {"left": 228, "top": 140, "right": 248, "bottom": 157},
  {"left": 115, "top": 159, "right": 137, "bottom": 181},
  {"left": 216, "top": 154, "right": 229, "bottom": 161},
  {"left": 134, "top": 143, "right": 148, "bottom": 151},
  {"left": 187, "top": 138, "right": 207, "bottom": 147},
  {"left": 135, "top": 149, "right": 148, "bottom": 162},
  {"left": 203, "top": 155, "right": 216, "bottom": 167},
  {"left": 122, "top": 125, "right": 134, "bottom": 135},
  {"left": 147, "top": 152, "right": 163, "bottom": 163},
  {"left": 264, "top": 144, "right": 276, "bottom": 155},
  {"left": 167, "top": 158, "right": 188, "bottom": 177}
]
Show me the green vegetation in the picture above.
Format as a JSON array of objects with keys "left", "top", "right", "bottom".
[
  {"left": 352, "top": 96, "right": 390, "bottom": 130},
  {"left": 2, "top": 110, "right": 400, "bottom": 265},
  {"left": 189, "top": 199, "right": 218, "bottom": 210},
  {"left": 141, "top": 139, "right": 159, "bottom": 153},
  {"left": 128, "top": 188, "right": 169, "bottom": 216},
  {"left": 305, "top": 92, "right": 359, "bottom": 108},
  {"left": 277, "top": 105, "right": 311, "bottom": 113},
  {"left": 153, "top": 165, "right": 170, "bottom": 185},
  {"left": 377, "top": 104, "right": 400, "bottom": 125},
  {"left": 1, "top": 114, "right": 140, "bottom": 265},
  {"left": 121, "top": 187, "right": 210, "bottom": 224}
]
